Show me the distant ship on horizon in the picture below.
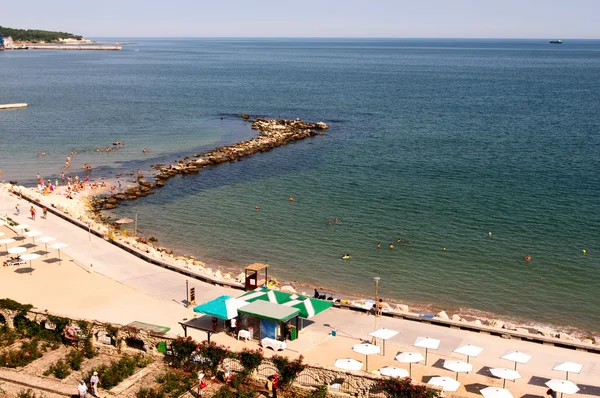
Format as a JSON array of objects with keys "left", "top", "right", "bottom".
[{"left": 549, "top": 40, "right": 563, "bottom": 44}]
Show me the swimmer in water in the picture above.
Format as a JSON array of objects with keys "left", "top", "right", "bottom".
[
  {"left": 488, "top": 232, "right": 492, "bottom": 237},
  {"left": 524, "top": 256, "right": 531, "bottom": 262},
  {"left": 377, "top": 243, "right": 381, "bottom": 248},
  {"left": 389, "top": 243, "right": 394, "bottom": 249}
]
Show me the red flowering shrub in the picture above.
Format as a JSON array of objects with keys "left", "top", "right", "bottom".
[
  {"left": 271, "top": 354, "right": 308, "bottom": 389},
  {"left": 380, "top": 377, "right": 441, "bottom": 398},
  {"left": 238, "top": 347, "right": 263, "bottom": 376}
]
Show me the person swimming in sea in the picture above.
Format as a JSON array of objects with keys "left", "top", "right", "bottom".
[{"left": 341, "top": 254, "right": 351, "bottom": 260}]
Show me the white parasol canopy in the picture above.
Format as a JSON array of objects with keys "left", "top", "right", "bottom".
[
  {"left": 369, "top": 328, "right": 399, "bottom": 355},
  {"left": 501, "top": 351, "right": 532, "bottom": 370},
  {"left": 443, "top": 360, "right": 473, "bottom": 380},
  {"left": 20, "top": 253, "right": 41, "bottom": 274},
  {"left": 454, "top": 343, "right": 484, "bottom": 363},
  {"left": 8, "top": 246, "right": 27, "bottom": 255},
  {"left": 13, "top": 224, "right": 29, "bottom": 235},
  {"left": 23, "top": 230, "right": 43, "bottom": 244},
  {"left": 334, "top": 358, "right": 363, "bottom": 371},
  {"left": 480, "top": 387, "right": 514, "bottom": 398},
  {"left": 352, "top": 343, "right": 380, "bottom": 371},
  {"left": 545, "top": 379, "right": 580, "bottom": 397},
  {"left": 49, "top": 242, "right": 69, "bottom": 265},
  {"left": 379, "top": 366, "right": 409, "bottom": 378},
  {"left": 413, "top": 336, "right": 441, "bottom": 365},
  {"left": 552, "top": 362, "right": 583, "bottom": 380},
  {"left": 490, "top": 368, "right": 521, "bottom": 389},
  {"left": 395, "top": 352, "right": 425, "bottom": 377},
  {"left": 428, "top": 376, "right": 461, "bottom": 392},
  {"left": 36, "top": 236, "right": 56, "bottom": 257},
  {"left": 0, "top": 238, "right": 16, "bottom": 251}
]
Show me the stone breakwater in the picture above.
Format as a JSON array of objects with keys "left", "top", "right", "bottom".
[{"left": 95, "top": 116, "right": 328, "bottom": 210}]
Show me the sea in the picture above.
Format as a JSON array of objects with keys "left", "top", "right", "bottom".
[{"left": 1, "top": 38, "right": 599, "bottom": 335}]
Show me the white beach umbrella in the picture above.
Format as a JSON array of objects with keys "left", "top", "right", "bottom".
[
  {"left": 413, "top": 336, "right": 441, "bottom": 365},
  {"left": 334, "top": 358, "right": 363, "bottom": 371},
  {"left": 8, "top": 246, "right": 27, "bottom": 256},
  {"left": 352, "top": 343, "right": 380, "bottom": 371},
  {"left": 379, "top": 366, "right": 409, "bottom": 378},
  {"left": 552, "top": 362, "right": 583, "bottom": 380},
  {"left": 545, "top": 379, "right": 580, "bottom": 398},
  {"left": 480, "top": 387, "right": 514, "bottom": 398},
  {"left": 490, "top": 368, "right": 521, "bottom": 389},
  {"left": 23, "top": 230, "right": 43, "bottom": 244},
  {"left": 0, "top": 238, "right": 16, "bottom": 252},
  {"left": 395, "top": 352, "right": 425, "bottom": 377},
  {"left": 36, "top": 236, "right": 56, "bottom": 257},
  {"left": 443, "top": 360, "right": 473, "bottom": 380},
  {"left": 368, "top": 327, "right": 399, "bottom": 356},
  {"left": 454, "top": 343, "right": 484, "bottom": 363},
  {"left": 20, "top": 253, "right": 40, "bottom": 274},
  {"left": 49, "top": 243, "right": 69, "bottom": 265},
  {"left": 13, "top": 224, "right": 29, "bottom": 235},
  {"left": 428, "top": 376, "right": 461, "bottom": 392},
  {"left": 501, "top": 351, "right": 532, "bottom": 371}
]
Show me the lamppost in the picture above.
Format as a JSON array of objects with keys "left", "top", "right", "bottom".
[{"left": 372, "top": 276, "right": 381, "bottom": 339}]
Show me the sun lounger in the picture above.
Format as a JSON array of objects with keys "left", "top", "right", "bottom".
[{"left": 3, "top": 259, "right": 27, "bottom": 267}]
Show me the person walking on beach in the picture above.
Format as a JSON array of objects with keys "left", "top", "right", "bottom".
[
  {"left": 61, "top": 172, "right": 65, "bottom": 184},
  {"left": 78, "top": 380, "right": 88, "bottom": 398},
  {"left": 15, "top": 204, "right": 20, "bottom": 216},
  {"left": 90, "top": 371, "right": 99, "bottom": 397},
  {"left": 197, "top": 373, "right": 206, "bottom": 397},
  {"left": 42, "top": 207, "right": 48, "bottom": 219},
  {"left": 30, "top": 206, "right": 36, "bottom": 220}
]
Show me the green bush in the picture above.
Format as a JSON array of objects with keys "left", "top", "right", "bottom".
[
  {"left": 271, "top": 354, "right": 308, "bottom": 389},
  {"left": 136, "top": 387, "right": 166, "bottom": 398},
  {"left": 309, "top": 385, "right": 329, "bottom": 398},
  {"left": 66, "top": 349, "right": 85, "bottom": 370},
  {"left": 155, "top": 369, "right": 196, "bottom": 398},
  {"left": 0, "top": 299, "right": 33, "bottom": 312},
  {"left": 0, "top": 325, "right": 17, "bottom": 348},
  {"left": 87, "top": 353, "right": 152, "bottom": 390},
  {"left": 43, "top": 359, "right": 71, "bottom": 379},
  {"left": 16, "top": 389, "right": 44, "bottom": 398},
  {"left": 195, "top": 340, "right": 235, "bottom": 376},
  {"left": 238, "top": 348, "right": 263, "bottom": 377},
  {"left": 0, "top": 338, "right": 43, "bottom": 368},
  {"left": 379, "top": 377, "right": 441, "bottom": 398}
]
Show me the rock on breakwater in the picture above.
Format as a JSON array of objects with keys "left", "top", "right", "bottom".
[{"left": 94, "top": 116, "right": 328, "bottom": 210}]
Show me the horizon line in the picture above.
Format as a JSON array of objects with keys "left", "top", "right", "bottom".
[{"left": 87, "top": 36, "right": 600, "bottom": 40}]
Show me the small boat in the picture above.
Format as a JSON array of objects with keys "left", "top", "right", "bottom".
[{"left": 549, "top": 40, "right": 563, "bottom": 44}]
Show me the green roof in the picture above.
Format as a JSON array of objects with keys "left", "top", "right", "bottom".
[
  {"left": 238, "top": 288, "right": 333, "bottom": 319},
  {"left": 238, "top": 301, "right": 300, "bottom": 322}
]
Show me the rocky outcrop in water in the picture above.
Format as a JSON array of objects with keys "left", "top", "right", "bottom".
[{"left": 94, "top": 116, "right": 328, "bottom": 211}]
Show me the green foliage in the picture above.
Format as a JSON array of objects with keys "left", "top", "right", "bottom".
[
  {"left": 66, "top": 349, "right": 85, "bottom": 370},
  {"left": 12, "top": 314, "right": 62, "bottom": 342},
  {"left": 136, "top": 387, "right": 166, "bottom": 398},
  {"left": 271, "top": 354, "right": 308, "bottom": 389},
  {"left": 0, "top": 25, "right": 83, "bottom": 43},
  {"left": 87, "top": 353, "right": 152, "bottom": 390},
  {"left": 0, "top": 324, "right": 17, "bottom": 348},
  {"left": 238, "top": 347, "right": 263, "bottom": 377},
  {"left": 0, "top": 338, "right": 43, "bottom": 368},
  {"left": 308, "top": 384, "right": 329, "bottom": 398},
  {"left": 195, "top": 340, "right": 235, "bottom": 376},
  {"left": 211, "top": 383, "right": 257, "bottom": 398},
  {"left": 0, "top": 299, "right": 33, "bottom": 312},
  {"left": 168, "top": 336, "right": 198, "bottom": 370},
  {"left": 380, "top": 377, "right": 441, "bottom": 398},
  {"left": 43, "top": 359, "right": 71, "bottom": 379},
  {"left": 155, "top": 369, "right": 197, "bottom": 398},
  {"left": 16, "top": 389, "right": 45, "bottom": 398}
]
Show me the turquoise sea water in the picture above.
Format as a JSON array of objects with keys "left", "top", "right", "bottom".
[{"left": 1, "top": 39, "right": 599, "bottom": 333}]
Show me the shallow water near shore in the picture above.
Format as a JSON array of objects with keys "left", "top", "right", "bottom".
[{"left": 1, "top": 38, "right": 599, "bottom": 334}]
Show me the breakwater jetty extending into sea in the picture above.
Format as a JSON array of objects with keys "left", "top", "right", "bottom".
[
  {"left": 95, "top": 116, "right": 328, "bottom": 210},
  {"left": 27, "top": 45, "right": 122, "bottom": 50}
]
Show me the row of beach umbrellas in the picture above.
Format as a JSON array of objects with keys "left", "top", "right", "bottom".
[
  {"left": 333, "top": 328, "right": 583, "bottom": 397},
  {"left": 1, "top": 223, "right": 69, "bottom": 269}
]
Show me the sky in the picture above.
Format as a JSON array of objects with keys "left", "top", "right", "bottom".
[{"left": 2, "top": 0, "right": 599, "bottom": 39}]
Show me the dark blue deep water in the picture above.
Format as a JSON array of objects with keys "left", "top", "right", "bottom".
[{"left": 1, "top": 39, "right": 599, "bottom": 333}]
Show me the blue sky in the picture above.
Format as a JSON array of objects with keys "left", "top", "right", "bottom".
[{"left": 2, "top": 0, "right": 599, "bottom": 38}]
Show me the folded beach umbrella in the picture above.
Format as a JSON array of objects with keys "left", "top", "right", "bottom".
[
  {"left": 490, "top": 368, "right": 521, "bottom": 389},
  {"left": 395, "top": 352, "right": 425, "bottom": 377},
  {"left": 454, "top": 343, "right": 484, "bottom": 363},
  {"left": 480, "top": 387, "right": 514, "bottom": 398},
  {"left": 379, "top": 366, "right": 409, "bottom": 378},
  {"left": 443, "top": 360, "right": 473, "bottom": 380},
  {"left": 352, "top": 343, "right": 380, "bottom": 371},
  {"left": 501, "top": 351, "right": 532, "bottom": 371},
  {"left": 334, "top": 358, "right": 363, "bottom": 371},
  {"left": 368, "top": 327, "right": 399, "bottom": 356},
  {"left": 552, "top": 362, "right": 583, "bottom": 380},
  {"left": 0, "top": 238, "right": 16, "bottom": 252},
  {"left": 413, "top": 336, "right": 440, "bottom": 365},
  {"left": 545, "top": 379, "right": 580, "bottom": 398},
  {"left": 427, "top": 376, "right": 461, "bottom": 392}
]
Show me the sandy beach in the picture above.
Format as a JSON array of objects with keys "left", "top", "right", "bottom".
[{"left": 1, "top": 183, "right": 600, "bottom": 398}]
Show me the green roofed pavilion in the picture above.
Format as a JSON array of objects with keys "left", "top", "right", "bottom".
[{"left": 238, "top": 287, "right": 333, "bottom": 319}]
